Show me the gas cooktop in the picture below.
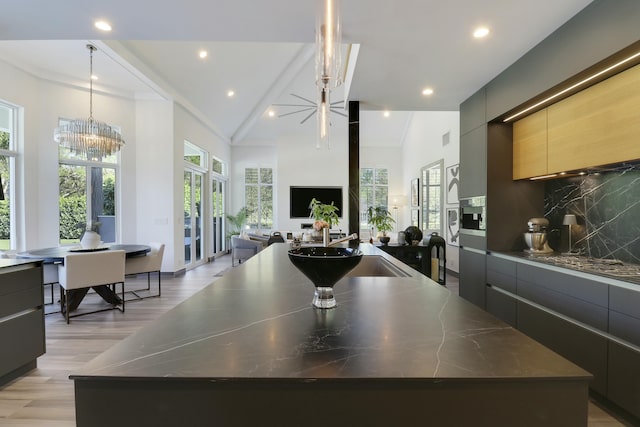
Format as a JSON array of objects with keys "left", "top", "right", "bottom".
[{"left": 531, "top": 255, "right": 640, "bottom": 281}]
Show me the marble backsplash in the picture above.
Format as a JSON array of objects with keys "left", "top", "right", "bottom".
[{"left": 544, "top": 163, "right": 640, "bottom": 264}]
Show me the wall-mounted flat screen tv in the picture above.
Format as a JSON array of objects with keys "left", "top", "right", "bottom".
[{"left": 290, "top": 186, "right": 343, "bottom": 218}]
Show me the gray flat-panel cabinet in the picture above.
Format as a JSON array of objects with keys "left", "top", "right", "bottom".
[
  {"left": 486, "top": 256, "right": 517, "bottom": 325},
  {"left": 459, "top": 125, "right": 487, "bottom": 199},
  {"left": 0, "top": 262, "right": 45, "bottom": 385},
  {"left": 485, "top": 287, "right": 517, "bottom": 326},
  {"left": 609, "top": 286, "right": 640, "bottom": 347},
  {"left": 459, "top": 248, "right": 486, "bottom": 309},
  {"left": 460, "top": 88, "right": 485, "bottom": 135},
  {"left": 608, "top": 341, "right": 640, "bottom": 419},
  {"left": 517, "top": 300, "right": 608, "bottom": 395},
  {"left": 517, "top": 263, "right": 608, "bottom": 332}
]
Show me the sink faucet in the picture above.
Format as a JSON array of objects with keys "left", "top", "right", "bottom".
[{"left": 326, "top": 233, "right": 359, "bottom": 247}]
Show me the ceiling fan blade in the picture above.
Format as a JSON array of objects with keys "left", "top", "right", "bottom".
[
  {"left": 300, "top": 109, "right": 317, "bottom": 124},
  {"left": 329, "top": 109, "right": 348, "bottom": 118},
  {"left": 272, "top": 103, "right": 313, "bottom": 107},
  {"left": 330, "top": 100, "right": 344, "bottom": 106},
  {"left": 278, "top": 107, "right": 315, "bottom": 118},
  {"left": 290, "top": 93, "right": 316, "bottom": 105}
]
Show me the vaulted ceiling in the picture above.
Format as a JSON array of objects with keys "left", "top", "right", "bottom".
[{"left": 0, "top": 0, "right": 594, "bottom": 146}]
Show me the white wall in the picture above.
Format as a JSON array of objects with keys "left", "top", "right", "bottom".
[
  {"left": 401, "top": 111, "right": 460, "bottom": 273},
  {"left": 0, "top": 59, "right": 138, "bottom": 251},
  {"left": 133, "top": 100, "right": 175, "bottom": 271}
]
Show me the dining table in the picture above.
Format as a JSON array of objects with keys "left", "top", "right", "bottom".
[{"left": 17, "top": 244, "right": 151, "bottom": 313}]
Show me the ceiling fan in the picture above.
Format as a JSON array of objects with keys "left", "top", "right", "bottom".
[{"left": 273, "top": 93, "right": 347, "bottom": 124}]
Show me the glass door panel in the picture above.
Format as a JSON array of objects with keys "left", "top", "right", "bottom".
[
  {"left": 211, "top": 178, "right": 225, "bottom": 256},
  {"left": 184, "top": 171, "right": 192, "bottom": 265}
]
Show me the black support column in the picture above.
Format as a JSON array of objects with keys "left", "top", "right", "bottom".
[{"left": 348, "top": 101, "right": 360, "bottom": 238}]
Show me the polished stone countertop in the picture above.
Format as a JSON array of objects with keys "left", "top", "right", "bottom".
[
  {"left": 72, "top": 243, "right": 588, "bottom": 382},
  {"left": 0, "top": 258, "right": 42, "bottom": 270}
]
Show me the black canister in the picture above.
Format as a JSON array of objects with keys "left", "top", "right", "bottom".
[{"left": 404, "top": 226, "right": 423, "bottom": 245}]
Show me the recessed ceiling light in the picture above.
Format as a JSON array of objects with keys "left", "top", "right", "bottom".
[
  {"left": 422, "top": 88, "right": 434, "bottom": 96},
  {"left": 94, "top": 20, "right": 112, "bottom": 32},
  {"left": 267, "top": 110, "right": 276, "bottom": 118},
  {"left": 473, "top": 26, "right": 490, "bottom": 38},
  {"left": 227, "top": 90, "right": 235, "bottom": 98},
  {"left": 198, "top": 50, "right": 208, "bottom": 59},
  {"left": 383, "top": 111, "right": 390, "bottom": 118},
  {"left": 90, "top": 74, "right": 98, "bottom": 81}
]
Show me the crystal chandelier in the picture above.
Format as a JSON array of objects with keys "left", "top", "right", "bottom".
[
  {"left": 315, "top": 0, "right": 342, "bottom": 148},
  {"left": 54, "top": 44, "right": 125, "bottom": 158}
]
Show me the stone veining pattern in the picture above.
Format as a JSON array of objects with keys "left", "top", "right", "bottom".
[{"left": 545, "top": 163, "right": 640, "bottom": 264}]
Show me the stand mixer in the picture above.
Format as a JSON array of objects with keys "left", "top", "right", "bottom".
[{"left": 524, "top": 217, "right": 553, "bottom": 254}]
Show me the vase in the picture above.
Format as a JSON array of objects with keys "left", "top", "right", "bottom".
[
  {"left": 322, "top": 227, "right": 330, "bottom": 246},
  {"left": 80, "top": 230, "right": 101, "bottom": 249}
]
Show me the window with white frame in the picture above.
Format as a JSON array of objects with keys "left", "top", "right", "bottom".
[
  {"left": 421, "top": 160, "right": 443, "bottom": 234},
  {"left": 58, "top": 118, "right": 119, "bottom": 244},
  {"left": 245, "top": 167, "right": 273, "bottom": 230},
  {"left": 359, "top": 167, "right": 388, "bottom": 228},
  {"left": 0, "top": 102, "right": 18, "bottom": 250}
]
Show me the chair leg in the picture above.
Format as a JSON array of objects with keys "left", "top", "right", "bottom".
[
  {"left": 64, "top": 289, "right": 70, "bottom": 324},
  {"left": 121, "top": 281, "right": 125, "bottom": 312},
  {"left": 158, "top": 272, "right": 161, "bottom": 297}
]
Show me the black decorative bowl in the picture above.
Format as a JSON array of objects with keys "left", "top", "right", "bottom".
[{"left": 288, "top": 247, "right": 363, "bottom": 309}]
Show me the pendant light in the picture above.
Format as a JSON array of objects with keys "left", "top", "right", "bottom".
[
  {"left": 54, "top": 44, "right": 125, "bottom": 159},
  {"left": 315, "top": 0, "right": 342, "bottom": 149}
]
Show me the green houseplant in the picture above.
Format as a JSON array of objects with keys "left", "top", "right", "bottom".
[
  {"left": 226, "top": 207, "right": 249, "bottom": 238},
  {"left": 367, "top": 206, "right": 395, "bottom": 244},
  {"left": 309, "top": 198, "right": 340, "bottom": 230}
]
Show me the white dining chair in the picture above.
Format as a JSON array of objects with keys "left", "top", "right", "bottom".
[
  {"left": 57, "top": 250, "right": 126, "bottom": 324},
  {"left": 124, "top": 242, "right": 165, "bottom": 299}
]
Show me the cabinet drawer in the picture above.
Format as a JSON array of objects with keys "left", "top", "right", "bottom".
[
  {"left": 609, "top": 286, "right": 640, "bottom": 320},
  {"left": 0, "top": 308, "right": 45, "bottom": 378},
  {"left": 0, "top": 285, "right": 43, "bottom": 319},
  {"left": 486, "top": 286, "right": 517, "bottom": 326},
  {"left": 518, "top": 277, "right": 608, "bottom": 331},
  {"left": 486, "top": 256, "right": 516, "bottom": 293},
  {"left": 0, "top": 265, "right": 42, "bottom": 297},
  {"left": 517, "top": 263, "right": 608, "bottom": 307},
  {"left": 609, "top": 311, "right": 640, "bottom": 348},
  {"left": 517, "top": 301, "right": 606, "bottom": 395},
  {"left": 608, "top": 341, "right": 640, "bottom": 419}
]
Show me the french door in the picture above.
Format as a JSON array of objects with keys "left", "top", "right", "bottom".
[
  {"left": 184, "top": 169, "right": 204, "bottom": 268},
  {"left": 211, "top": 177, "right": 226, "bottom": 257}
]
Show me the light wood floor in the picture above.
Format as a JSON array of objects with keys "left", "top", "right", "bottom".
[{"left": 0, "top": 256, "right": 631, "bottom": 426}]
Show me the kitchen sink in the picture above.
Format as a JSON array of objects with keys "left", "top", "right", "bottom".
[{"left": 345, "top": 255, "right": 411, "bottom": 278}]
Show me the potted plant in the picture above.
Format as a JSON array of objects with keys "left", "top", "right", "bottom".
[
  {"left": 366, "top": 206, "right": 395, "bottom": 245},
  {"left": 309, "top": 198, "right": 339, "bottom": 242},
  {"left": 226, "top": 207, "right": 249, "bottom": 239},
  {"left": 309, "top": 198, "right": 339, "bottom": 230}
]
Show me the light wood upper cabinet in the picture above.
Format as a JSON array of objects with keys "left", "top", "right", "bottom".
[
  {"left": 547, "top": 64, "right": 640, "bottom": 173},
  {"left": 513, "top": 109, "right": 547, "bottom": 180}
]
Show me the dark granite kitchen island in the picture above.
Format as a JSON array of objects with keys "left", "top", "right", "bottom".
[{"left": 71, "top": 244, "right": 590, "bottom": 426}]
